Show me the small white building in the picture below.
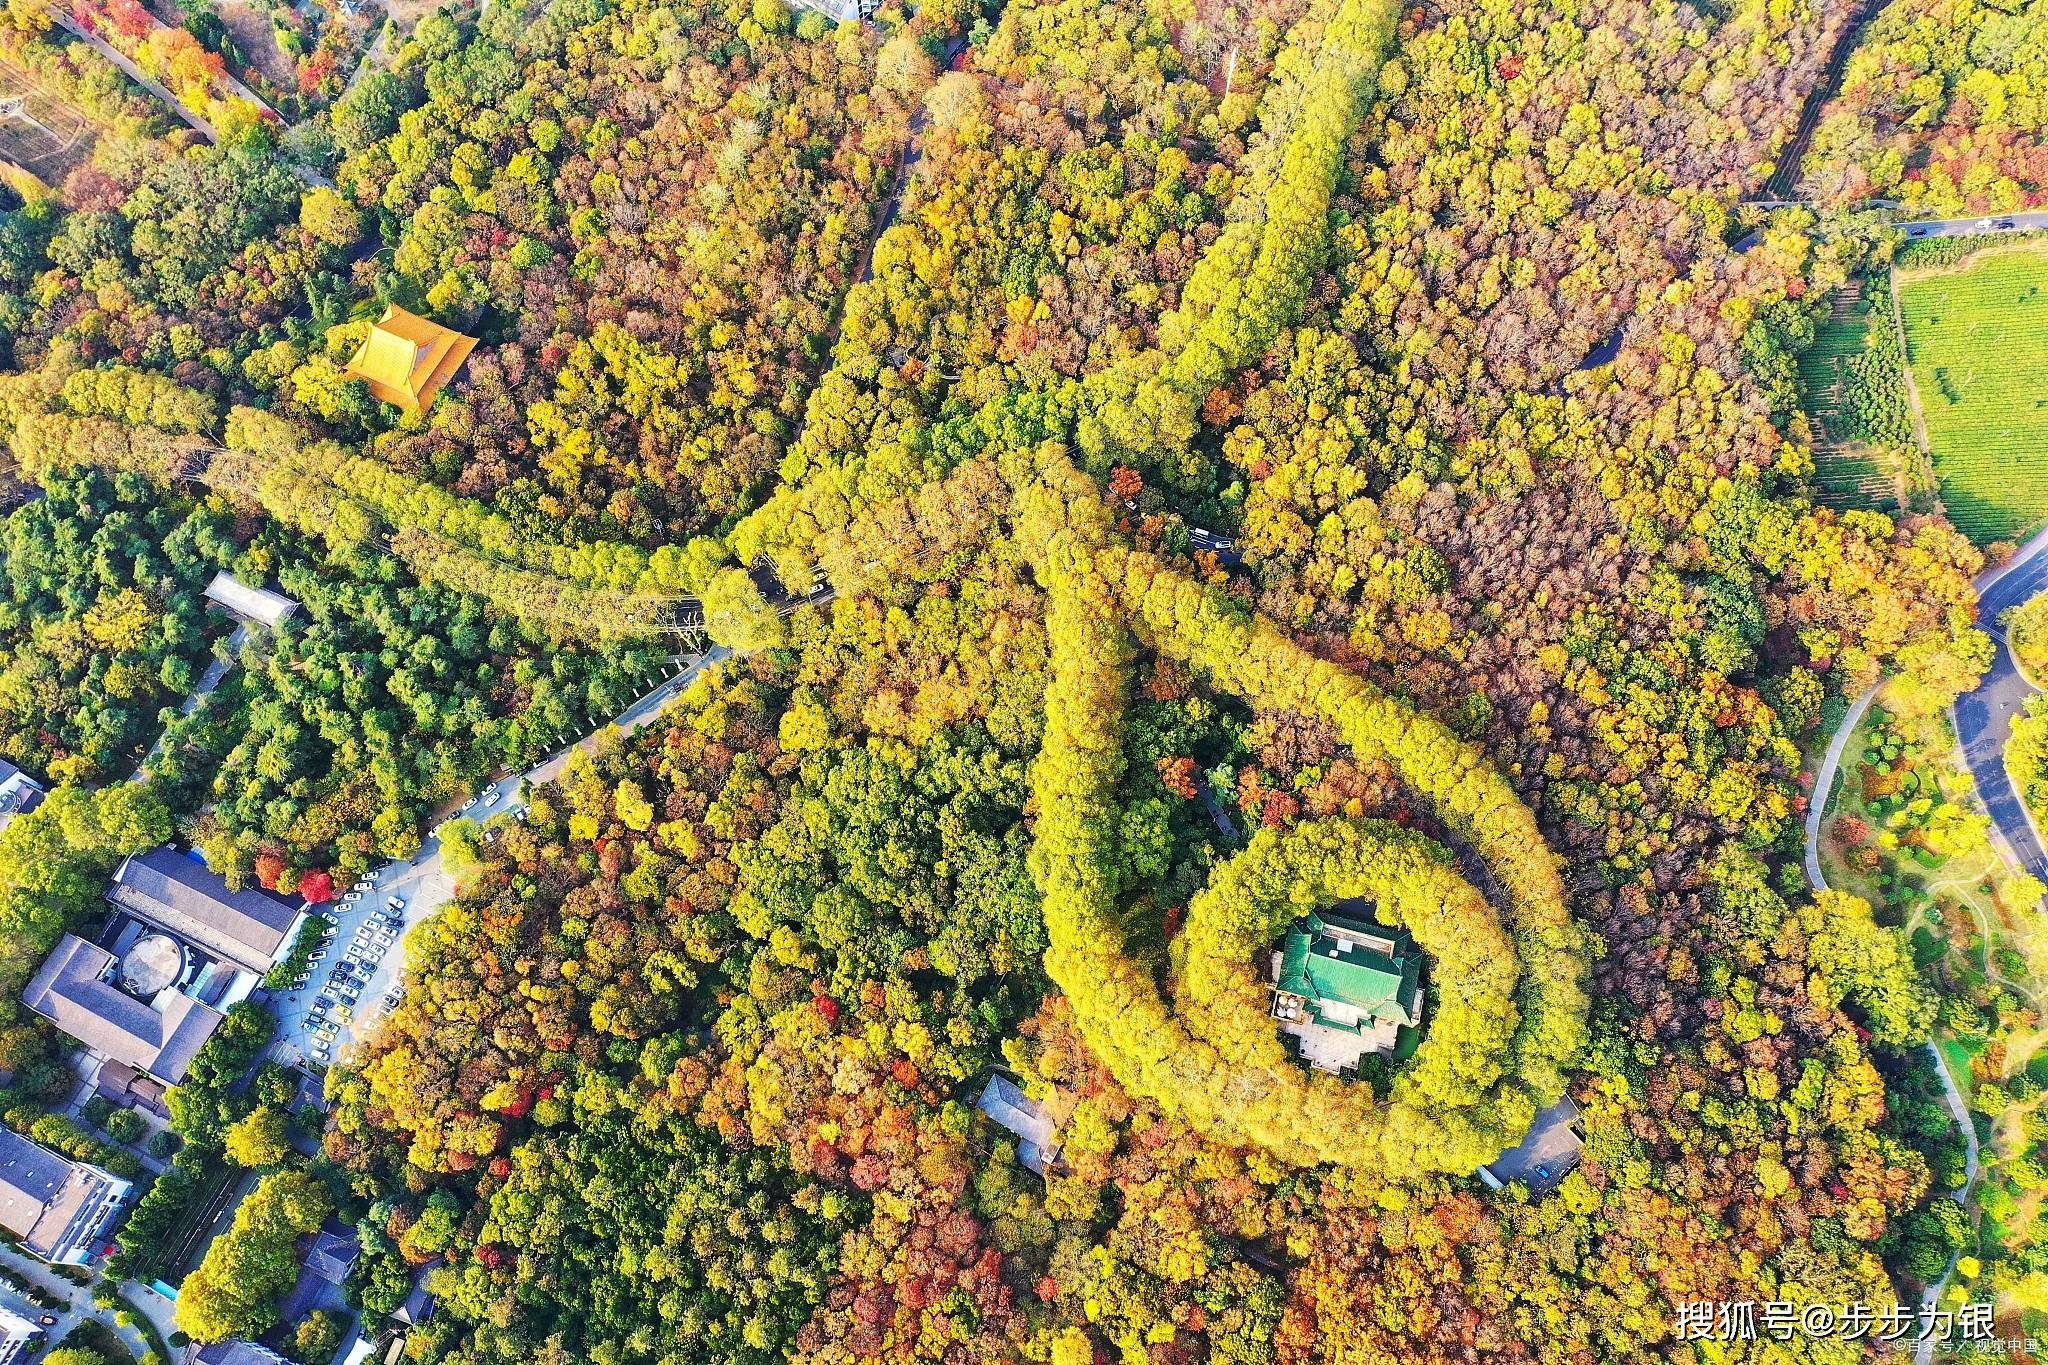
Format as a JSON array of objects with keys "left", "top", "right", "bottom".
[
  {"left": 0, "top": 1302, "right": 38, "bottom": 1365},
  {"left": 975, "top": 1075, "right": 1060, "bottom": 1174},
  {"left": 0, "top": 759, "right": 43, "bottom": 834},
  {"left": 203, "top": 571, "right": 299, "bottom": 629}
]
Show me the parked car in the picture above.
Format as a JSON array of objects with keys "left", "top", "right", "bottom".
[
  {"left": 309, "top": 951, "right": 327, "bottom": 962},
  {"left": 388, "top": 897, "right": 407, "bottom": 912},
  {"left": 460, "top": 797, "right": 478, "bottom": 812},
  {"left": 341, "top": 892, "right": 361, "bottom": 903},
  {"left": 483, "top": 782, "right": 501, "bottom": 799}
]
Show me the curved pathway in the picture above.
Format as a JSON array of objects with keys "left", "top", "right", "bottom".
[
  {"left": 1803, "top": 667, "right": 1985, "bottom": 1357},
  {"left": 1804, "top": 681, "right": 1880, "bottom": 890},
  {"left": 1915, "top": 1046, "right": 1983, "bottom": 1365},
  {"left": 0, "top": 1241, "right": 157, "bottom": 1364}
]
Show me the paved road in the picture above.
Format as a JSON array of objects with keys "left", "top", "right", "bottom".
[
  {"left": 1915, "top": 1041, "right": 1984, "bottom": 1365},
  {"left": 1951, "top": 523, "right": 2048, "bottom": 886},
  {"left": 340, "top": 5, "right": 390, "bottom": 101},
  {"left": 1801, "top": 526, "right": 2048, "bottom": 1352},
  {"left": 1803, "top": 682, "right": 1881, "bottom": 889},
  {"left": 1803, "top": 685, "right": 1984, "bottom": 1355},
  {"left": 50, "top": 11, "right": 216, "bottom": 139},
  {"left": 52, "top": 9, "right": 332, "bottom": 187},
  {"left": 0, "top": 1241, "right": 155, "bottom": 1364},
  {"left": 1899, "top": 211, "right": 2048, "bottom": 241},
  {"left": 269, "top": 647, "right": 730, "bottom": 1069}
]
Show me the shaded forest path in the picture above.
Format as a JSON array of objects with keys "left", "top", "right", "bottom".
[{"left": 1762, "top": 0, "right": 1884, "bottom": 201}]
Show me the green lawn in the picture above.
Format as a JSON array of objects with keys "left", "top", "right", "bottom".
[{"left": 1897, "top": 245, "right": 2048, "bottom": 543}]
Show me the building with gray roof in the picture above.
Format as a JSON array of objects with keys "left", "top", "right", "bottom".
[
  {"left": 202, "top": 571, "right": 299, "bottom": 630},
  {"left": 107, "top": 847, "right": 303, "bottom": 975},
  {"left": 191, "top": 1343, "right": 293, "bottom": 1365},
  {"left": 22, "top": 933, "right": 226, "bottom": 1084},
  {"left": 0, "top": 1126, "right": 130, "bottom": 1264},
  {"left": 975, "top": 1075, "right": 1060, "bottom": 1174},
  {"left": 1479, "top": 1096, "right": 1586, "bottom": 1198}
]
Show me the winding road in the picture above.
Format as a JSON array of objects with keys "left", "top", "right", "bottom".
[
  {"left": 1802, "top": 529, "right": 2048, "bottom": 1357},
  {"left": 1802, "top": 699, "right": 1974, "bottom": 1277},
  {"left": 1952, "top": 522, "right": 2048, "bottom": 886},
  {"left": 1805, "top": 684, "right": 1984, "bottom": 1362}
]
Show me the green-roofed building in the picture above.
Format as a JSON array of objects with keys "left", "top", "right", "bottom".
[{"left": 1269, "top": 904, "right": 1423, "bottom": 1073}]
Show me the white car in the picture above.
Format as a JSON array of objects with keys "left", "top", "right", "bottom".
[
  {"left": 341, "top": 892, "right": 361, "bottom": 903},
  {"left": 353, "top": 878, "right": 374, "bottom": 891},
  {"left": 483, "top": 783, "right": 501, "bottom": 799},
  {"left": 388, "top": 897, "right": 407, "bottom": 912},
  {"left": 460, "top": 798, "right": 477, "bottom": 812}
]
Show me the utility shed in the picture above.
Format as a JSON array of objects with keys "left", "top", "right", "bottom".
[
  {"left": 203, "top": 571, "right": 299, "bottom": 628},
  {"left": 975, "top": 1075, "right": 1059, "bottom": 1174},
  {"left": 344, "top": 305, "right": 477, "bottom": 411}
]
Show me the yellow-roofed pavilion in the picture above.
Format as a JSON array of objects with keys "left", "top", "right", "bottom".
[{"left": 344, "top": 305, "right": 478, "bottom": 411}]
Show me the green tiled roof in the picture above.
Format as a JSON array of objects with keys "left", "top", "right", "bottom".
[{"left": 1274, "top": 909, "right": 1421, "bottom": 1034}]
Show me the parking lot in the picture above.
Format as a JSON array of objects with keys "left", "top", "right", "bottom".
[
  {"left": 266, "top": 652, "right": 724, "bottom": 1073},
  {"left": 266, "top": 773, "right": 542, "bottom": 1068},
  {"left": 267, "top": 855, "right": 450, "bottom": 1072}
]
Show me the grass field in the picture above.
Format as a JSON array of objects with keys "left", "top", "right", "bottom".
[
  {"left": 1898, "top": 244, "right": 2048, "bottom": 543},
  {"left": 1797, "top": 286, "right": 1906, "bottom": 510}
]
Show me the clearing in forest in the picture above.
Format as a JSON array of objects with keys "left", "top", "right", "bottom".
[
  {"left": 1796, "top": 283, "right": 1908, "bottom": 511},
  {"left": 1896, "top": 242, "right": 2048, "bottom": 544}
]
